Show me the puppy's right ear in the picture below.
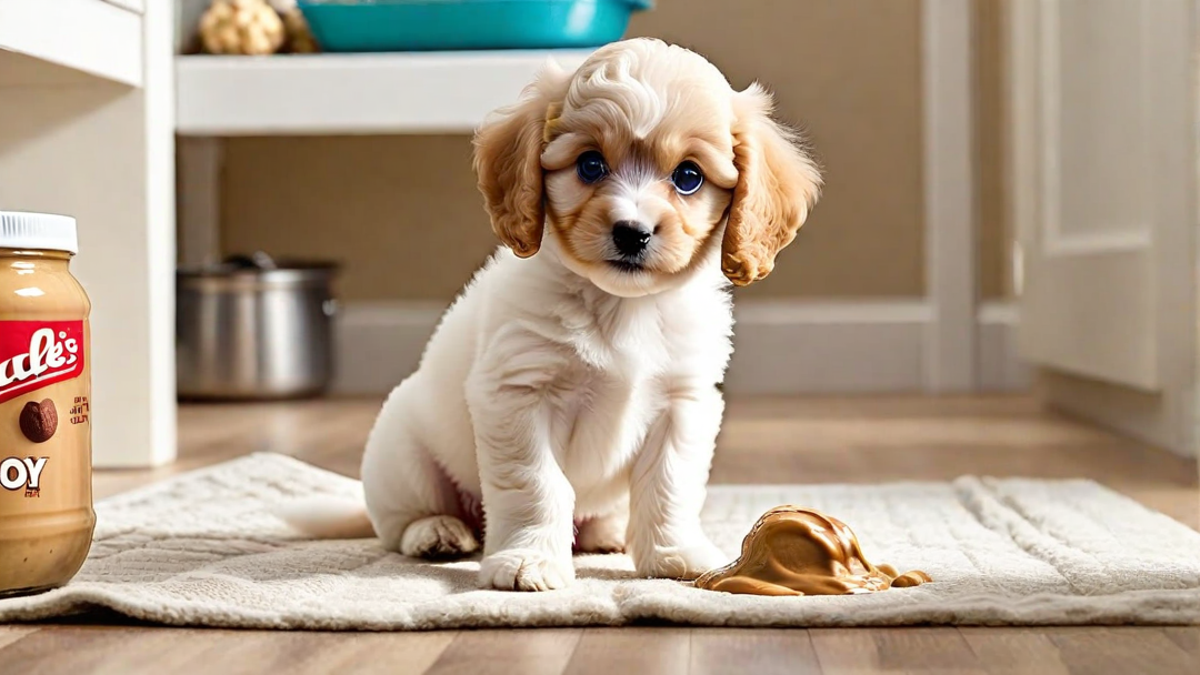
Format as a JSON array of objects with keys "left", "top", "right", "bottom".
[{"left": 472, "top": 61, "right": 571, "bottom": 258}]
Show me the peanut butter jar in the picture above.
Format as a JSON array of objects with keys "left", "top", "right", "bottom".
[{"left": 0, "top": 212, "right": 94, "bottom": 597}]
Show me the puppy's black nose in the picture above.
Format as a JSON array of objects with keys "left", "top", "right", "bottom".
[{"left": 612, "top": 221, "right": 651, "bottom": 257}]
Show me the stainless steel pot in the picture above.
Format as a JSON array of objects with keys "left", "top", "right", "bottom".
[{"left": 176, "top": 253, "right": 339, "bottom": 400}]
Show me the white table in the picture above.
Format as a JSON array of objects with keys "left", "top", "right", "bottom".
[{"left": 0, "top": 0, "right": 175, "bottom": 468}]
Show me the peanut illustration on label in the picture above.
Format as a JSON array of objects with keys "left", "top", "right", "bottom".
[{"left": 19, "top": 398, "right": 57, "bottom": 443}]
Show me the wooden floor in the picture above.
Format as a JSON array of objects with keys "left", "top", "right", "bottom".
[{"left": 3, "top": 395, "right": 1199, "bottom": 674}]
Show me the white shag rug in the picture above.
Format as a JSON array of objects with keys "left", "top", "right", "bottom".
[{"left": 2, "top": 452, "right": 1199, "bottom": 629}]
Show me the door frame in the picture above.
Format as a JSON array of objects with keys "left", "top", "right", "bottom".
[{"left": 922, "top": 0, "right": 980, "bottom": 393}]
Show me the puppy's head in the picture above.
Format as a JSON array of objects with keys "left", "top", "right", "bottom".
[{"left": 473, "top": 38, "right": 821, "bottom": 296}]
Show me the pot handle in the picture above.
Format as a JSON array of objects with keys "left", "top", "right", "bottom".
[{"left": 223, "top": 250, "right": 278, "bottom": 270}]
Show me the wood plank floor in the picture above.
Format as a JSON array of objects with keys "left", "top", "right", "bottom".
[{"left": 4, "top": 394, "right": 1199, "bottom": 674}]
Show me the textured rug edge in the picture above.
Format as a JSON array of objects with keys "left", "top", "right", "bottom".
[
  {"left": 96, "top": 453, "right": 358, "bottom": 508},
  {"left": 3, "top": 585, "right": 1200, "bottom": 630}
]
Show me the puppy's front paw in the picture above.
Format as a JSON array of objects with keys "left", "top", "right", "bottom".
[
  {"left": 635, "top": 539, "right": 729, "bottom": 580},
  {"left": 399, "top": 515, "right": 479, "bottom": 559},
  {"left": 479, "top": 548, "right": 574, "bottom": 591}
]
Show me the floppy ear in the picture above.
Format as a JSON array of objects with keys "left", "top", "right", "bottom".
[
  {"left": 722, "top": 83, "right": 823, "bottom": 286},
  {"left": 472, "top": 62, "right": 570, "bottom": 258}
]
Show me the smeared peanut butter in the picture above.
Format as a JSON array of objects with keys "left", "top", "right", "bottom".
[{"left": 694, "top": 506, "right": 931, "bottom": 596}]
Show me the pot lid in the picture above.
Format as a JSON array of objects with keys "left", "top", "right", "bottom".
[
  {"left": 177, "top": 251, "right": 339, "bottom": 289},
  {"left": 178, "top": 251, "right": 339, "bottom": 277}
]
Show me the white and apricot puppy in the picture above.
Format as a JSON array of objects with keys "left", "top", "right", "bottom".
[{"left": 281, "top": 37, "right": 821, "bottom": 592}]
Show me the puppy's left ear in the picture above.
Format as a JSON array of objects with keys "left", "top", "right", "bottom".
[
  {"left": 722, "top": 83, "right": 822, "bottom": 286},
  {"left": 472, "top": 61, "right": 571, "bottom": 258}
]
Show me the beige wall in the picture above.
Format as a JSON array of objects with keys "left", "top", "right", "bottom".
[
  {"left": 219, "top": 0, "right": 1010, "bottom": 303},
  {"left": 222, "top": 135, "right": 496, "bottom": 302}
]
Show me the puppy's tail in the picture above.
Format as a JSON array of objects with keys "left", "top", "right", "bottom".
[{"left": 274, "top": 497, "right": 376, "bottom": 539}]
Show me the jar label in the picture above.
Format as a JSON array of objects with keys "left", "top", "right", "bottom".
[{"left": 0, "top": 321, "right": 86, "bottom": 406}]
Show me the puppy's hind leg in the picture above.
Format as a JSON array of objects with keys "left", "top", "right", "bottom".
[{"left": 361, "top": 381, "right": 479, "bottom": 560}]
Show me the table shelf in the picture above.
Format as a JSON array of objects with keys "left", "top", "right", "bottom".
[{"left": 175, "top": 50, "right": 594, "bottom": 136}]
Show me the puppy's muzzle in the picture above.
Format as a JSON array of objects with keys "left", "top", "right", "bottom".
[{"left": 612, "top": 221, "right": 652, "bottom": 258}]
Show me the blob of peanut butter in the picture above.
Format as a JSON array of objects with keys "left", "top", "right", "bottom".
[{"left": 694, "top": 506, "right": 931, "bottom": 596}]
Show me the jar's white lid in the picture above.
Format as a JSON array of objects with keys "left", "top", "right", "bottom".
[{"left": 0, "top": 211, "right": 78, "bottom": 254}]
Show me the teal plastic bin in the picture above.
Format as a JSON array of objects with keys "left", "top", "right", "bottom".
[{"left": 295, "top": 0, "right": 654, "bottom": 52}]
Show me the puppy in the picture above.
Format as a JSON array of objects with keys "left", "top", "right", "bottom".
[{"left": 282, "top": 38, "right": 821, "bottom": 591}]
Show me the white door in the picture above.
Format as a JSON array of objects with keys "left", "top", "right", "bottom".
[{"left": 1010, "top": 0, "right": 1198, "bottom": 456}]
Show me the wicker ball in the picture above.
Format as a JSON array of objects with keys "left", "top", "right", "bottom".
[{"left": 199, "top": 0, "right": 286, "bottom": 56}]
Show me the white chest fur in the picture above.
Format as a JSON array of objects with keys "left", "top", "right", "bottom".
[{"left": 516, "top": 269, "right": 734, "bottom": 513}]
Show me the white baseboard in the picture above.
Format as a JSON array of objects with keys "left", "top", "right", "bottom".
[
  {"left": 332, "top": 299, "right": 1030, "bottom": 396},
  {"left": 333, "top": 302, "right": 447, "bottom": 396},
  {"left": 722, "top": 301, "right": 931, "bottom": 395},
  {"left": 977, "top": 301, "right": 1032, "bottom": 392}
]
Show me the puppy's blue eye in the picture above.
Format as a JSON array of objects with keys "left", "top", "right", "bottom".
[
  {"left": 576, "top": 151, "right": 608, "bottom": 184},
  {"left": 671, "top": 161, "right": 704, "bottom": 195}
]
